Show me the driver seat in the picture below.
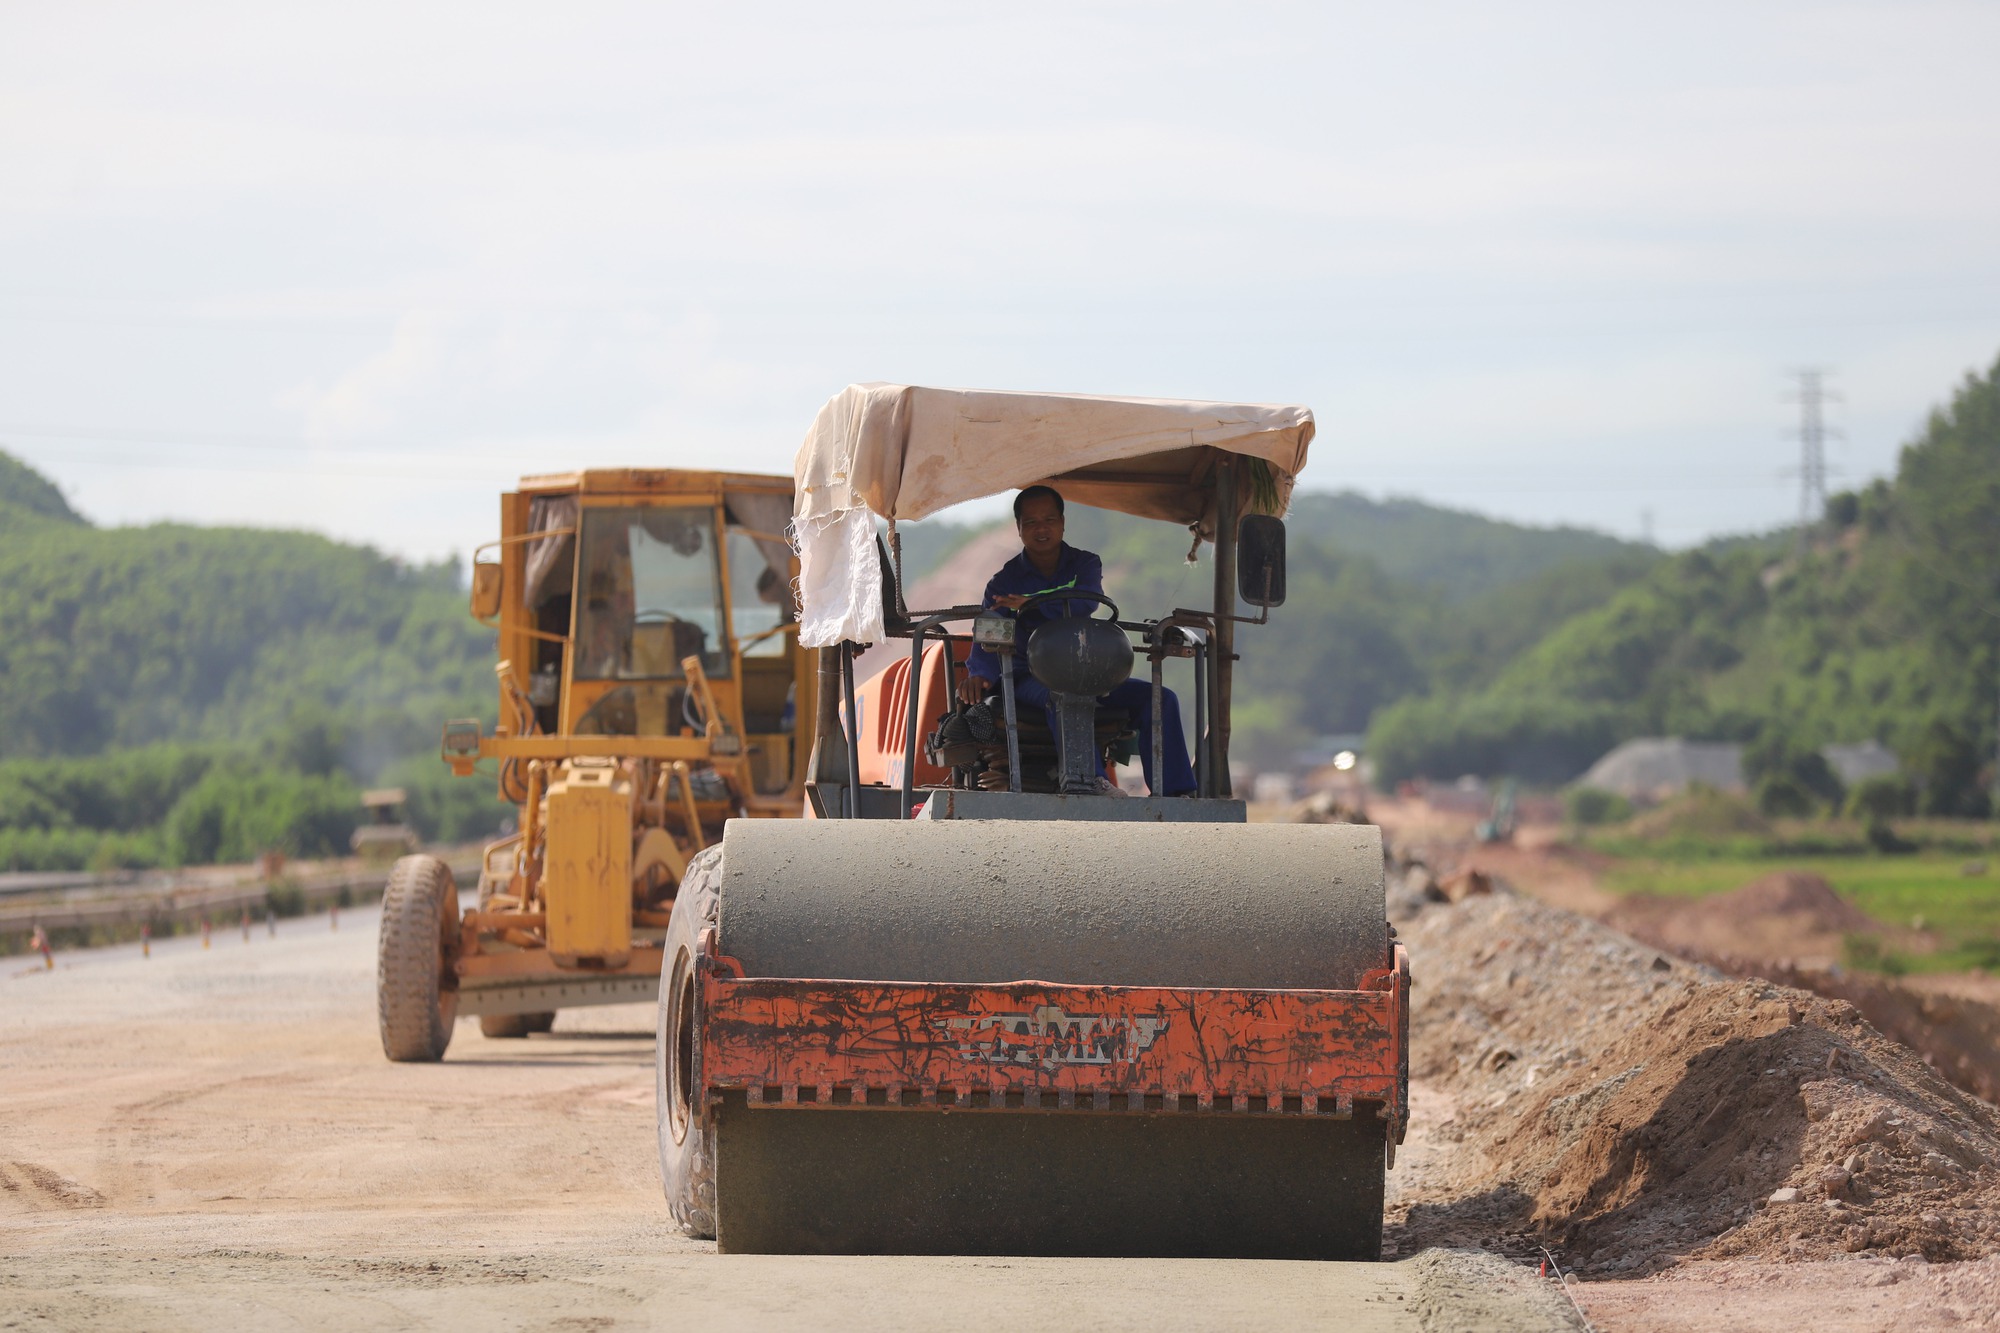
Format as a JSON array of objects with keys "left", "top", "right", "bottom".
[
  {"left": 977, "top": 691, "right": 1135, "bottom": 793},
  {"left": 631, "top": 619, "right": 706, "bottom": 675}
]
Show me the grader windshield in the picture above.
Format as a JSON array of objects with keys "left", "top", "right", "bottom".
[
  {"left": 573, "top": 506, "right": 727, "bottom": 683},
  {"left": 507, "top": 479, "right": 801, "bottom": 749}
]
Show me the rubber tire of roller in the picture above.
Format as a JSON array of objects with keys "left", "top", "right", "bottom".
[
  {"left": 376, "top": 855, "right": 459, "bottom": 1063},
  {"left": 656, "top": 846, "right": 722, "bottom": 1238},
  {"left": 479, "top": 1011, "right": 556, "bottom": 1039}
]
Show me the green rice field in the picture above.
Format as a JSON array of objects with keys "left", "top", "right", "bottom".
[{"left": 1601, "top": 853, "right": 2000, "bottom": 974}]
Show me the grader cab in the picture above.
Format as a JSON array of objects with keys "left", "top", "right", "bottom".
[{"left": 377, "top": 469, "right": 812, "bottom": 1061}]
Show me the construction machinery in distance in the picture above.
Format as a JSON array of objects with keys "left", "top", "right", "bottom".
[
  {"left": 377, "top": 468, "right": 812, "bottom": 1062},
  {"left": 655, "top": 387, "right": 1409, "bottom": 1260}
]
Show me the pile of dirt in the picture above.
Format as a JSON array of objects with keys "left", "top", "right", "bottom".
[
  {"left": 1752, "top": 960, "right": 2000, "bottom": 1108},
  {"left": 1595, "top": 871, "right": 2000, "bottom": 1104},
  {"left": 1623, "top": 785, "right": 1770, "bottom": 840},
  {"left": 1601, "top": 870, "right": 1920, "bottom": 970},
  {"left": 1389, "top": 886, "right": 2000, "bottom": 1275}
]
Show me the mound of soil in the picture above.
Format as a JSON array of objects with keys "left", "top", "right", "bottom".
[
  {"left": 1595, "top": 871, "right": 2000, "bottom": 1104},
  {"left": 1390, "top": 888, "right": 2000, "bottom": 1275},
  {"left": 1754, "top": 960, "right": 2000, "bottom": 1108},
  {"left": 1624, "top": 787, "right": 1771, "bottom": 841},
  {"left": 1602, "top": 871, "right": 1906, "bottom": 969}
]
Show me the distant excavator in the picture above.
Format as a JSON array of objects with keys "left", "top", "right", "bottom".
[{"left": 1477, "top": 778, "right": 1518, "bottom": 844}]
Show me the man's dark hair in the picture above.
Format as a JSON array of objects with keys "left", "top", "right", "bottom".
[{"left": 1013, "top": 485, "right": 1065, "bottom": 523}]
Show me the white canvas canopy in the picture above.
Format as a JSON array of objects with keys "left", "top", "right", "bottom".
[{"left": 792, "top": 384, "right": 1315, "bottom": 647}]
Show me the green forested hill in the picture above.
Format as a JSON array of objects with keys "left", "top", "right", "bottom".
[
  {"left": 25, "top": 382, "right": 1921, "bottom": 872},
  {"left": 899, "top": 488, "right": 1656, "bottom": 602},
  {"left": 889, "top": 483, "right": 1664, "bottom": 767},
  {"left": 0, "top": 458, "right": 502, "bottom": 868},
  {"left": 1369, "top": 352, "right": 2000, "bottom": 807},
  {"left": 0, "top": 520, "right": 489, "bottom": 760},
  {"left": 0, "top": 454, "right": 85, "bottom": 527},
  {"left": 1046, "top": 500, "right": 1663, "bottom": 765},
  {"left": 1284, "top": 491, "right": 1650, "bottom": 599}
]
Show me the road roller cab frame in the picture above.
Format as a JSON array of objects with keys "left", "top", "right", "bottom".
[
  {"left": 377, "top": 469, "right": 813, "bottom": 1062},
  {"left": 657, "top": 388, "right": 1408, "bottom": 1259}
]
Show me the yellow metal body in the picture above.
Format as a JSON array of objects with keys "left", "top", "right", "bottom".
[
  {"left": 440, "top": 468, "right": 814, "bottom": 1020},
  {"left": 543, "top": 762, "right": 634, "bottom": 968}
]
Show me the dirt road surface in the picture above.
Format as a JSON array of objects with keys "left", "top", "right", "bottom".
[{"left": 3, "top": 901, "right": 1572, "bottom": 1332}]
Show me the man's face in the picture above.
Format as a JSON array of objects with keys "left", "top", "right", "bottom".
[{"left": 1017, "top": 495, "right": 1064, "bottom": 560}]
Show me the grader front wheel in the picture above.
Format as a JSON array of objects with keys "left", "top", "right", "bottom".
[{"left": 377, "top": 855, "right": 461, "bottom": 1062}]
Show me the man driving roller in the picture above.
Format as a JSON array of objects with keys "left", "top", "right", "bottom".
[{"left": 956, "top": 485, "right": 1198, "bottom": 796}]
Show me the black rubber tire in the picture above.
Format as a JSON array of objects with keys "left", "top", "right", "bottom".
[
  {"left": 377, "top": 855, "right": 460, "bottom": 1062},
  {"left": 656, "top": 845, "right": 722, "bottom": 1238},
  {"left": 479, "top": 1011, "right": 555, "bottom": 1039}
]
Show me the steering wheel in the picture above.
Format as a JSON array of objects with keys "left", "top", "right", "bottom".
[{"left": 1016, "top": 588, "right": 1121, "bottom": 622}]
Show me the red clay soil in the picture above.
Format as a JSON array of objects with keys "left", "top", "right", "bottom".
[{"left": 1460, "top": 840, "right": 1618, "bottom": 916}]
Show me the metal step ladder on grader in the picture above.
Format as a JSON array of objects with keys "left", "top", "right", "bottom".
[
  {"left": 654, "top": 387, "right": 1410, "bottom": 1259},
  {"left": 376, "top": 468, "right": 812, "bottom": 1061}
]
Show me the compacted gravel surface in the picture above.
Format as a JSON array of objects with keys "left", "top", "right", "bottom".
[
  {"left": 1, "top": 901, "right": 1572, "bottom": 1332},
  {"left": 7, "top": 871, "right": 1995, "bottom": 1330}
]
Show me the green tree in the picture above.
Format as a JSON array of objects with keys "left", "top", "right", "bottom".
[
  {"left": 1907, "top": 718, "right": 1992, "bottom": 818},
  {"left": 1565, "top": 786, "right": 1632, "bottom": 826},
  {"left": 1845, "top": 773, "right": 1915, "bottom": 821},
  {"left": 164, "top": 767, "right": 359, "bottom": 864},
  {"left": 1743, "top": 728, "right": 1845, "bottom": 811}
]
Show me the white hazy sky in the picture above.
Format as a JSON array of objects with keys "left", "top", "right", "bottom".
[{"left": 4, "top": 1, "right": 1998, "bottom": 563}]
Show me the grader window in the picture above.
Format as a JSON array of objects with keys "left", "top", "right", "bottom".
[
  {"left": 727, "top": 528, "right": 794, "bottom": 659},
  {"left": 574, "top": 506, "right": 728, "bottom": 682}
]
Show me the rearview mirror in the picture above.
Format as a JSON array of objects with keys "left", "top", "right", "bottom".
[
  {"left": 1237, "top": 515, "right": 1286, "bottom": 608},
  {"left": 470, "top": 562, "right": 504, "bottom": 620}
]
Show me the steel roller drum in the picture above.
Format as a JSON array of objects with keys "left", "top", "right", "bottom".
[{"left": 707, "top": 818, "right": 1391, "bottom": 1258}]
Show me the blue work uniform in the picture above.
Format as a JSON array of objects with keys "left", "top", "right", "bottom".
[{"left": 963, "top": 542, "right": 1197, "bottom": 796}]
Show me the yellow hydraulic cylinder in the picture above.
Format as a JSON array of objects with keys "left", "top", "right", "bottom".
[{"left": 542, "top": 761, "right": 634, "bottom": 968}]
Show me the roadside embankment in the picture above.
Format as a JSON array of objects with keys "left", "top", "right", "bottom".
[
  {"left": 1387, "top": 881, "right": 2000, "bottom": 1275},
  {"left": 0, "top": 849, "right": 481, "bottom": 954}
]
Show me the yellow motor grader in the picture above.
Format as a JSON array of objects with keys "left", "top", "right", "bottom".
[{"left": 377, "top": 468, "right": 812, "bottom": 1061}]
